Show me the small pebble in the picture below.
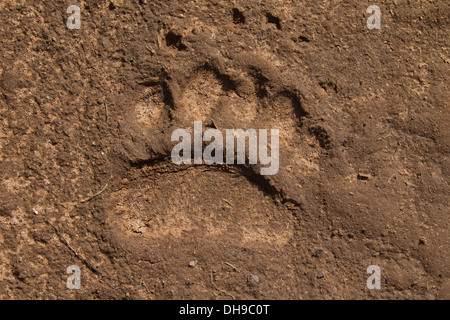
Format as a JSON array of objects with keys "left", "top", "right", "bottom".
[
  {"left": 317, "top": 272, "right": 324, "bottom": 279},
  {"left": 249, "top": 274, "right": 262, "bottom": 284},
  {"left": 189, "top": 260, "right": 197, "bottom": 267},
  {"left": 313, "top": 249, "right": 323, "bottom": 257}
]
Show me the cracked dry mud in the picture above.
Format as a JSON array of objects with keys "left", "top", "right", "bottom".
[{"left": 0, "top": 0, "right": 448, "bottom": 299}]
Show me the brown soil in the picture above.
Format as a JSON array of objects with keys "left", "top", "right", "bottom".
[{"left": 0, "top": 0, "right": 448, "bottom": 299}]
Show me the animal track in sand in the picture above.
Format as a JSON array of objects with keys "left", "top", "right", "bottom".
[{"left": 110, "top": 62, "right": 329, "bottom": 255}]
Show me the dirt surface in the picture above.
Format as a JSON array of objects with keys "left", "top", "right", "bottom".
[{"left": 0, "top": 0, "right": 448, "bottom": 299}]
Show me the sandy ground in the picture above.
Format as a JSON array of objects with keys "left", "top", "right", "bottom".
[{"left": 0, "top": 0, "right": 448, "bottom": 299}]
